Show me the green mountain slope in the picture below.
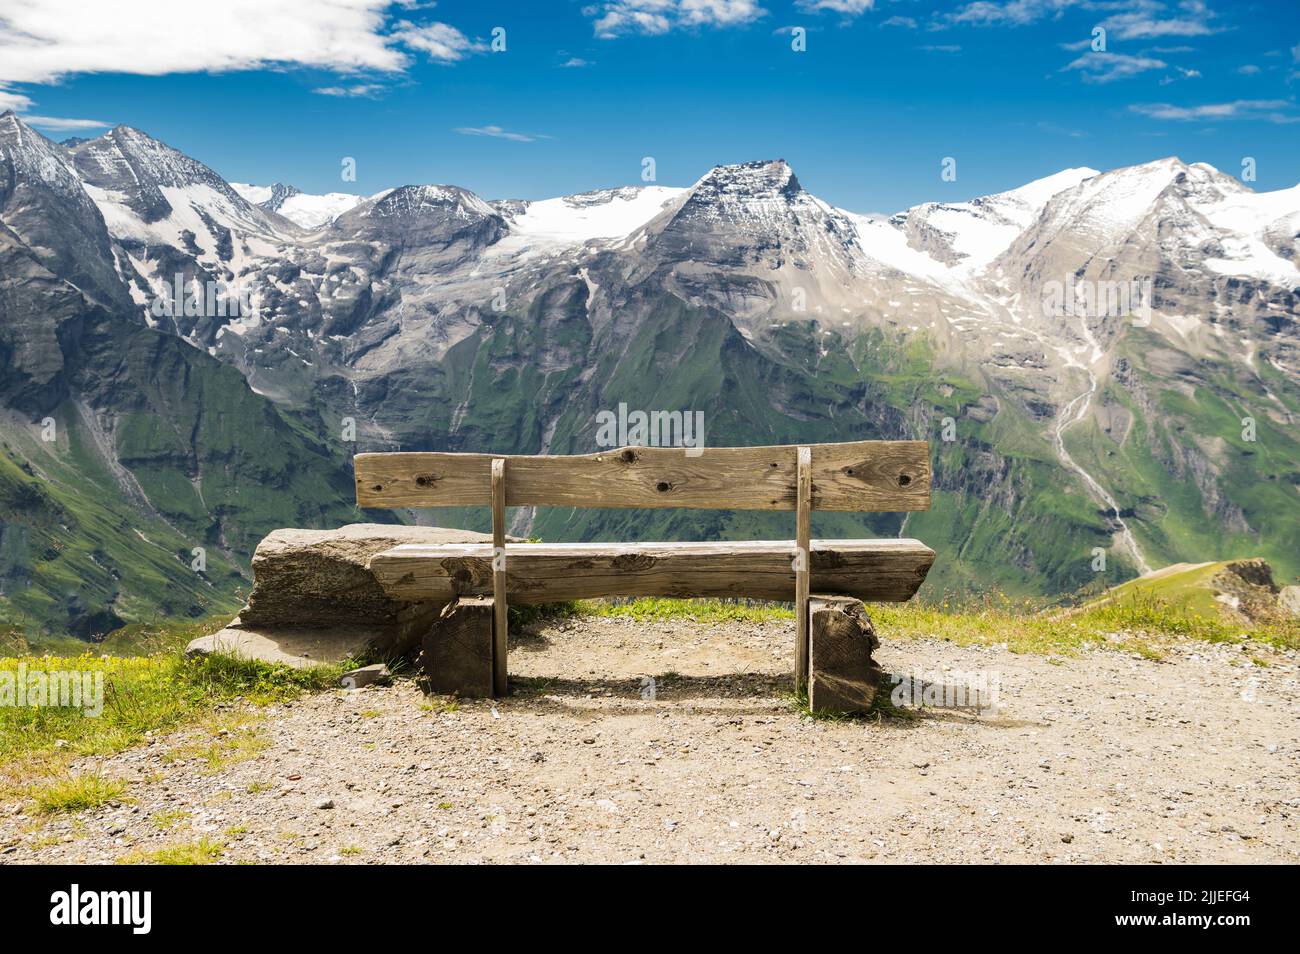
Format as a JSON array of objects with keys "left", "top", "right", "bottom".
[{"left": 0, "top": 312, "right": 375, "bottom": 640}]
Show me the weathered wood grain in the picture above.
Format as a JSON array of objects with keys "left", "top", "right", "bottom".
[
  {"left": 795, "top": 446, "right": 811, "bottom": 691},
  {"left": 370, "top": 539, "right": 935, "bottom": 603},
  {"left": 490, "top": 458, "right": 508, "bottom": 697},
  {"left": 807, "top": 595, "right": 882, "bottom": 716},
  {"left": 418, "top": 596, "right": 495, "bottom": 698},
  {"left": 354, "top": 441, "right": 930, "bottom": 512}
]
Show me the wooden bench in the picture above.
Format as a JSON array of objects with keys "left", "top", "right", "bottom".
[{"left": 354, "top": 441, "right": 934, "bottom": 712}]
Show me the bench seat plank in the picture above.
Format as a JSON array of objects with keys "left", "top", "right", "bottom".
[
  {"left": 355, "top": 442, "right": 930, "bottom": 512},
  {"left": 370, "top": 539, "right": 935, "bottom": 604}
]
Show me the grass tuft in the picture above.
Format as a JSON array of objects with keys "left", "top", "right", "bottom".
[
  {"left": 120, "top": 836, "right": 224, "bottom": 865},
  {"left": 788, "top": 685, "right": 922, "bottom": 723},
  {"left": 28, "top": 774, "right": 128, "bottom": 815}
]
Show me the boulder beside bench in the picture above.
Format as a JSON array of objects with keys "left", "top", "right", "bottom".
[{"left": 186, "top": 524, "right": 500, "bottom": 669}]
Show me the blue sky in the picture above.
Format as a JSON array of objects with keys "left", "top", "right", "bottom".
[{"left": 2, "top": 0, "right": 1298, "bottom": 211}]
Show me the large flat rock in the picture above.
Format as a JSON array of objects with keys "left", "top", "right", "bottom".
[
  {"left": 186, "top": 621, "right": 388, "bottom": 669},
  {"left": 187, "top": 524, "right": 496, "bottom": 667},
  {"left": 239, "top": 524, "right": 495, "bottom": 629}
]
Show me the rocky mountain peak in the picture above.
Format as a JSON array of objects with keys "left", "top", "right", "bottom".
[
  {"left": 331, "top": 184, "right": 506, "bottom": 257},
  {"left": 67, "top": 124, "right": 266, "bottom": 229},
  {"left": 3, "top": 121, "right": 1299, "bottom": 635},
  {"left": 696, "top": 158, "right": 801, "bottom": 195},
  {"left": 77, "top": 125, "right": 252, "bottom": 200},
  {"left": 0, "top": 111, "right": 96, "bottom": 205},
  {"left": 649, "top": 157, "right": 853, "bottom": 251},
  {"left": 261, "top": 182, "right": 301, "bottom": 212},
  {"left": 358, "top": 184, "right": 498, "bottom": 223}
]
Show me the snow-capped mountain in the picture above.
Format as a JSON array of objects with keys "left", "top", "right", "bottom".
[
  {"left": 232, "top": 182, "right": 368, "bottom": 229},
  {"left": 68, "top": 126, "right": 289, "bottom": 245},
  {"left": 623, "top": 160, "right": 870, "bottom": 324},
  {"left": 493, "top": 186, "right": 685, "bottom": 249},
  {"left": 891, "top": 167, "right": 1100, "bottom": 272},
  {"left": 2, "top": 110, "right": 1297, "bottom": 636}
]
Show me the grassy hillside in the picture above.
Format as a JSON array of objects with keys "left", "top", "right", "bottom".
[
  {"left": 1067, "top": 330, "right": 1300, "bottom": 588},
  {"left": 0, "top": 427, "right": 245, "bottom": 640},
  {"left": 1, "top": 313, "right": 373, "bottom": 642}
]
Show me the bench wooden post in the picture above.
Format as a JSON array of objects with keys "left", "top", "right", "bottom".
[
  {"left": 491, "top": 457, "right": 508, "bottom": 697},
  {"left": 420, "top": 597, "right": 495, "bottom": 697},
  {"left": 807, "top": 595, "right": 881, "bottom": 715},
  {"left": 795, "top": 445, "right": 811, "bottom": 692}
]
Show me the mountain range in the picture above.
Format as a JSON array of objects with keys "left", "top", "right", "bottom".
[{"left": 1, "top": 109, "right": 1297, "bottom": 639}]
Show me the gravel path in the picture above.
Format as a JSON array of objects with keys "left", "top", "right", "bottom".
[{"left": 3, "top": 616, "right": 1298, "bottom": 864}]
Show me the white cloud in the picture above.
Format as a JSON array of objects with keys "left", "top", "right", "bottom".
[
  {"left": 587, "top": 1, "right": 765, "bottom": 38},
  {"left": 0, "top": 0, "right": 490, "bottom": 123},
  {"left": 1237, "top": 64, "right": 1260, "bottom": 75},
  {"left": 949, "top": 0, "right": 1077, "bottom": 27},
  {"left": 0, "top": 86, "right": 33, "bottom": 112},
  {"left": 0, "top": 0, "right": 407, "bottom": 86},
  {"left": 796, "top": 0, "right": 874, "bottom": 13},
  {"left": 388, "top": 21, "right": 486, "bottom": 62},
  {"left": 453, "top": 125, "right": 547, "bottom": 143},
  {"left": 1064, "top": 51, "right": 1166, "bottom": 83},
  {"left": 680, "top": 0, "right": 765, "bottom": 26},
  {"left": 561, "top": 57, "right": 592, "bottom": 67},
  {"left": 882, "top": 15, "right": 917, "bottom": 28},
  {"left": 920, "top": 44, "right": 962, "bottom": 53},
  {"left": 1154, "top": 64, "right": 1201, "bottom": 85},
  {"left": 949, "top": 0, "right": 1220, "bottom": 38},
  {"left": 1099, "top": 0, "right": 1219, "bottom": 40},
  {"left": 1130, "top": 99, "right": 1297, "bottom": 122},
  {"left": 19, "top": 114, "right": 111, "bottom": 131},
  {"left": 313, "top": 83, "right": 386, "bottom": 97}
]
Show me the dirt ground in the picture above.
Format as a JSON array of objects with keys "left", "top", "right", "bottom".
[{"left": 3, "top": 615, "right": 1298, "bottom": 864}]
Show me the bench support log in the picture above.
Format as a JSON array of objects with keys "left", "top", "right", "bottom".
[
  {"left": 419, "top": 596, "right": 496, "bottom": 698},
  {"left": 807, "top": 594, "right": 881, "bottom": 716},
  {"left": 795, "top": 446, "right": 811, "bottom": 692},
  {"left": 491, "top": 458, "right": 508, "bottom": 697}
]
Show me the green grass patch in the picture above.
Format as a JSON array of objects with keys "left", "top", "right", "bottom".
[
  {"left": 120, "top": 836, "right": 225, "bottom": 866},
  {"left": 573, "top": 597, "right": 794, "bottom": 624},
  {"left": 868, "top": 592, "right": 1297, "bottom": 656},
  {"left": 0, "top": 650, "right": 341, "bottom": 790},
  {"left": 149, "top": 808, "right": 189, "bottom": 830},
  {"left": 540, "top": 591, "right": 1296, "bottom": 656},
  {"left": 787, "top": 686, "right": 921, "bottom": 723},
  {"left": 160, "top": 726, "right": 271, "bottom": 774},
  {"left": 26, "top": 774, "right": 128, "bottom": 815},
  {"left": 508, "top": 601, "right": 580, "bottom": 628}
]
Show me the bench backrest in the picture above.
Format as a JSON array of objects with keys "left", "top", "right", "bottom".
[{"left": 355, "top": 441, "right": 931, "bottom": 512}]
